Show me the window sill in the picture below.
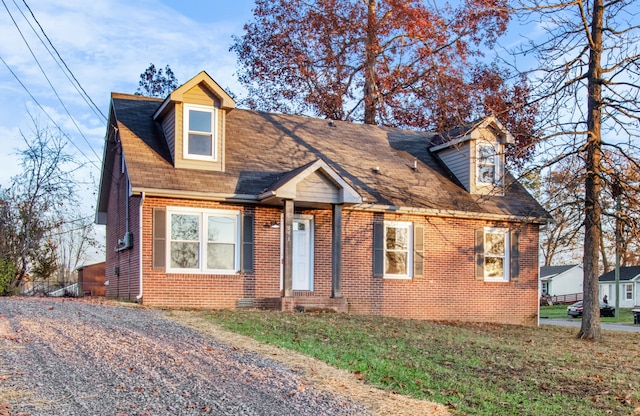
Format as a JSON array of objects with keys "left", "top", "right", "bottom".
[
  {"left": 383, "top": 275, "right": 413, "bottom": 280},
  {"left": 484, "top": 278, "right": 509, "bottom": 283}
]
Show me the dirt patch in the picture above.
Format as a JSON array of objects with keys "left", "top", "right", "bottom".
[{"left": 166, "top": 310, "right": 451, "bottom": 416}]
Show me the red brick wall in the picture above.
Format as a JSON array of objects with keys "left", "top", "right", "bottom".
[
  {"left": 342, "top": 211, "right": 539, "bottom": 326},
  {"left": 111, "top": 192, "right": 539, "bottom": 325}
]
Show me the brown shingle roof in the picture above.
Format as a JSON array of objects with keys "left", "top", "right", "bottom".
[{"left": 109, "top": 93, "right": 548, "bottom": 220}]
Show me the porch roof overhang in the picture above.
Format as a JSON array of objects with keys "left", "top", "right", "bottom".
[{"left": 257, "top": 159, "right": 362, "bottom": 208}]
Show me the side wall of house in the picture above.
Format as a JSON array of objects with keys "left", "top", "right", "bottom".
[
  {"left": 550, "top": 269, "right": 583, "bottom": 297},
  {"left": 139, "top": 196, "right": 539, "bottom": 325},
  {"left": 105, "top": 147, "right": 141, "bottom": 300}
]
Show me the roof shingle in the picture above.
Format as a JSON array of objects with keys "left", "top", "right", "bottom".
[{"left": 110, "top": 93, "right": 549, "bottom": 220}]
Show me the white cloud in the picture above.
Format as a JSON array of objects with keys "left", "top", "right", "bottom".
[
  {"left": 0, "top": 0, "right": 250, "bottom": 188},
  {"left": 0, "top": 0, "right": 252, "bottom": 261}
]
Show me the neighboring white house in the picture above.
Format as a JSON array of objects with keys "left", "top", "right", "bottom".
[
  {"left": 540, "top": 265, "right": 583, "bottom": 299},
  {"left": 599, "top": 266, "right": 640, "bottom": 309}
]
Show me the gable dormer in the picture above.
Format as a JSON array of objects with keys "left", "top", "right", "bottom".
[
  {"left": 429, "top": 116, "right": 514, "bottom": 196},
  {"left": 153, "top": 71, "right": 235, "bottom": 172}
]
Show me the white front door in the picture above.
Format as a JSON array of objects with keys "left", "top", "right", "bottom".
[{"left": 292, "top": 218, "right": 313, "bottom": 291}]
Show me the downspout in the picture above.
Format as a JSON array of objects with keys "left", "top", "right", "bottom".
[
  {"left": 136, "top": 191, "right": 145, "bottom": 302},
  {"left": 125, "top": 174, "right": 131, "bottom": 299}
]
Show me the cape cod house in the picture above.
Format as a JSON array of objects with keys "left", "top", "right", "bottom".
[{"left": 96, "top": 71, "right": 549, "bottom": 325}]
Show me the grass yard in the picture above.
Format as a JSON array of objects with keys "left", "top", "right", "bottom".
[
  {"left": 204, "top": 310, "right": 640, "bottom": 416},
  {"left": 541, "top": 304, "right": 635, "bottom": 322}
]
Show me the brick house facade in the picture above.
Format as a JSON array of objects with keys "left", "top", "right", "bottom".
[{"left": 97, "top": 71, "right": 548, "bottom": 326}]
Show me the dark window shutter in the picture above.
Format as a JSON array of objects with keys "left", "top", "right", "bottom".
[
  {"left": 373, "top": 222, "right": 384, "bottom": 277},
  {"left": 510, "top": 229, "right": 520, "bottom": 281},
  {"left": 475, "top": 229, "right": 485, "bottom": 280},
  {"left": 242, "top": 214, "right": 254, "bottom": 273},
  {"left": 152, "top": 208, "right": 166, "bottom": 270},
  {"left": 413, "top": 224, "right": 424, "bottom": 278}
]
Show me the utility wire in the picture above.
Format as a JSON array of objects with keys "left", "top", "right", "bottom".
[
  {"left": 0, "top": 53, "right": 101, "bottom": 171},
  {"left": 2, "top": 0, "right": 102, "bottom": 164},
  {"left": 17, "top": 0, "right": 107, "bottom": 122}
]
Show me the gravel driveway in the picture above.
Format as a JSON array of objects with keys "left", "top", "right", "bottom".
[{"left": 0, "top": 297, "right": 368, "bottom": 416}]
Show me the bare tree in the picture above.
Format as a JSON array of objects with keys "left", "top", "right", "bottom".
[
  {"left": 600, "top": 153, "right": 640, "bottom": 268},
  {"left": 533, "top": 158, "right": 584, "bottom": 266},
  {"left": 135, "top": 64, "right": 179, "bottom": 98},
  {"left": 516, "top": 0, "right": 640, "bottom": 339},
  {"left": 0, "top": 120, "right": 80, "bottom": 294},
  {"left": 52, "top": 215, "right": 101, "bottom": 286}
]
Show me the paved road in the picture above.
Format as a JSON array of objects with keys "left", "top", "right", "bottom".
[{"left": 540, "top": 317, "right": 640, "bottom": 333}]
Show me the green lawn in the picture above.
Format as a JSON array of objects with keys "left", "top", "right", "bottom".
[
  {"left": 202, "top": 309, "right": 640, "bottom": 416},
  {"left": 540, "top": 304, "right": 635, "bottom": 322}
]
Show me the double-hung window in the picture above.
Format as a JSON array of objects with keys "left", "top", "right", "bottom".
[
  {"left": 184, "top": 104, "right": 217, "bottom": 161},
  {"left": 477, "top": 142, "right": 499, "bottom": 185},
  {"left": 384, "top": 221, "right": 413, "bottom": 279},
  {"left": 167, "top": 208, "right": 239, "bottom": 274},
  {"left": 483, "top": 228, "right": 509, "bottom": 282},
  {"left": 625, "top": 283, "right": 634, "bottom": 300}
]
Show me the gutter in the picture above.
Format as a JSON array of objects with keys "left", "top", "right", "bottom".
[
  {"left": 348, "top": 203, "right": 550, "bottom": 225},
  {"left": 136, "top": 191, "right": 145, "bottom": 302},
  {"left": 131, "top": 187, "right": 259, "bottom": 203},
  {"left": 132, "top": 188, "right": 549, "bottom": 224}
]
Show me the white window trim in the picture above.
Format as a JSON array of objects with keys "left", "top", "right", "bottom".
[
  {"left": 476, "top": 142, "right": 500, "bottom": 186},
  {"left": 484, "top": 227, "right": 510, "bottom": 282},
  {"left": 183, "top": 103, "right": 218, "bottom": 162},
  {"left": 625, "top": 283, "right": 634, "bottom": 300},
  {"left": 383, "top": 221, "right": 413, "bottom": 280},
  {"left": 166, "top": 207, "right": 240, "bottom": 274}
]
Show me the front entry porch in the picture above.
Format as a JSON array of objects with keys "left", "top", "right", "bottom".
[{"left": 254, "top": 159, "right": 362, "bottom": 314}]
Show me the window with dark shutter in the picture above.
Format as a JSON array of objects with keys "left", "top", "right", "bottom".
[
  {"left": 475, "top": 229, "right": 485, "bottom": 280},
  {"left": 510, "top": 229, "right": 520, "bottom": 281},
  {"left": 242, "top": 214, "right": 254, "bottom": 273},
  {"left": 152, "top": 208, "right": 166, "bottom": 269}
]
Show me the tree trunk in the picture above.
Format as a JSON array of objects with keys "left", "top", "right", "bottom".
[
  {"left": 578, "top": 0, "right": 604, "bottom": 341},
  {"left": 363, "top": 0, "right": 378, "bottom": 125}
]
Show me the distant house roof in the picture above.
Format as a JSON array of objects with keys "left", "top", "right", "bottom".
[
  {"left": 99, "top": 93, "right": 549, "bottom": 222},
  {"left": 540, "top": 265, "right": 581, "bottom": 279},
  {"left": 599, "top": 266, "right": 640, "bottom": 282}
]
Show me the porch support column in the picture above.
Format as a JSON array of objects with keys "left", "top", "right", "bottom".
[
  {"left": 283, "top": 199, "right": 294, "bottom": 297},
  {"left": 331, "top": 203, "right": 343, "bottom": 298}
]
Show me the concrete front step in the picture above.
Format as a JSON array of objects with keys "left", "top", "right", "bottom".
[{"left": 236, "top": 296, "right": 348, "bottom": 313}]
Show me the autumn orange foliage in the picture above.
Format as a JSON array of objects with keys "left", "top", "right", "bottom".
[{"left": 233, "top": 0, "right": 538, "bottom": 165}]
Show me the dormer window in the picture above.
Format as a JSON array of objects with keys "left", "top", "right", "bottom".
[
  {"left": 476, "top": 142, "right": 500, "bottom": 185},
  {"left": 184, "top": 104, "right": 217, "bottom": 161}
]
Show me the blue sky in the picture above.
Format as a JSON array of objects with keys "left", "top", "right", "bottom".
[
  {"left": 0, "top": 0, "right": 255, "bottom": 191},
  {"left": 0, "top": 0, "right": 543, "bottom": 248}
]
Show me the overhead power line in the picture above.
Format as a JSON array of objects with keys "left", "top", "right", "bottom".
[
  {"left": 0, "top": 53, "right": 101, "bottom": 172},
  {"left": 17, "top": 0, "right": 107, "bottom": 122},
  {"left": 2, "top": 0, "right": 102, "bottom": 164}
]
